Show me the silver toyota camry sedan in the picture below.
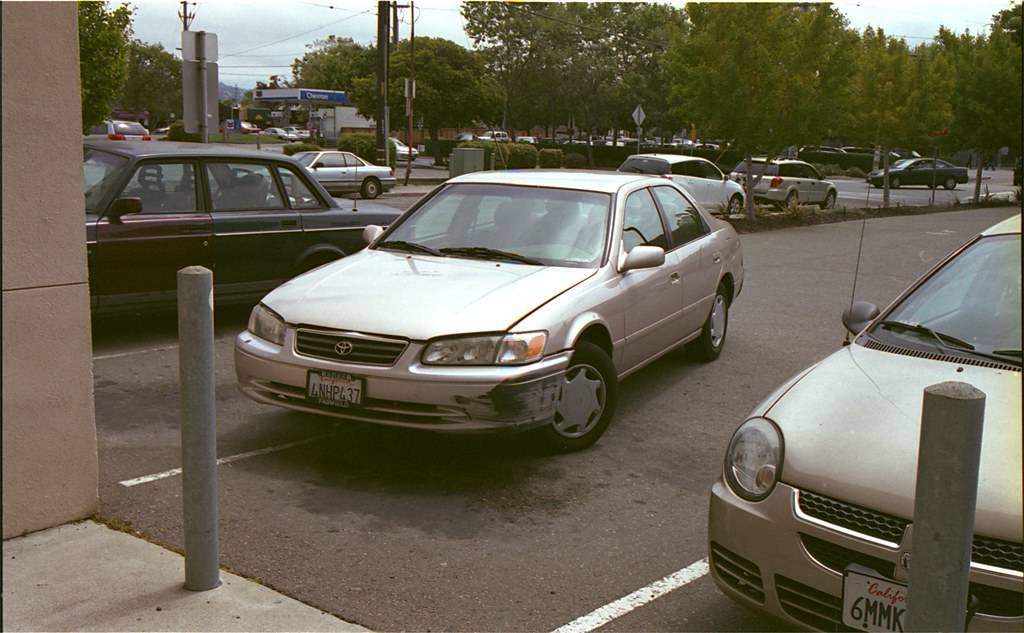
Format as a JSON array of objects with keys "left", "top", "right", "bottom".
[{"left": 235, "top": 170, "right": 744, "bottom": 450}]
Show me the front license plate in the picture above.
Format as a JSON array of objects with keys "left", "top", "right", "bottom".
[
  {"left": 842, "top": 566, "right": 908, "bottom": 632},
  {"left": 307, "top": 370, "right": 363, "bottom": 408}
]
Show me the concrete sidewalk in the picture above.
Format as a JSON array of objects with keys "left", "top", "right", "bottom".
[{"left": 3, "top": 521, "right": 368, "bottom": 632}]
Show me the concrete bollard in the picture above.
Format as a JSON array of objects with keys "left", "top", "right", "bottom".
[
  {"left": 906, "top": 381, "right": 985, "bottom": 632},
  {"left": 177, "top": 266, "right": 221, "bottom": 591}
]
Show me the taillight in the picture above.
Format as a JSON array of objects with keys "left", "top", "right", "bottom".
[
  {"left": 142, "top": 135, "right": 152, "bottom": 141},
  {"left": 108, "top": 133, "right": 126, "bottom": 140},
  {"left": 769, "top": 176, "right": 783, "bottom": 188}
]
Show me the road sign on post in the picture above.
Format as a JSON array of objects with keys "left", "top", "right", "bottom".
[
  {"left": 182, "top": 31, "right": 219, "bottom": 141},
  {"left": 632, "top": 105, "right": 645, "bottom": 154}
]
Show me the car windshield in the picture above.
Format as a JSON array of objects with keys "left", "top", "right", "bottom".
[
  {"left": 892, "top": 159, "right": 916, "bottom": 169},
  {"left": 83, "top": 148, "right": 129, "bottom": 213},
  {"left": 870, "top": 233, "right": 1021, "bottom": 359},
  {"left": 379, "top": 183, "right": 611, "bottom": 268}
]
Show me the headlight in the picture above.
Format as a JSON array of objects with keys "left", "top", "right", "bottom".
[
  {"left": 248, "top": 304, "right": 286, "bottom": 346},
  {"left": 724, "top": 417, "right": 784, "bottom": 502},
  {"left": 421, "top": 331, "right": 547, "bottom": 366}
]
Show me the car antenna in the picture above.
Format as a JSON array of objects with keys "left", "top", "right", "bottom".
[{"left": 844, "top": 216, "right": 868, "bottom": 346}]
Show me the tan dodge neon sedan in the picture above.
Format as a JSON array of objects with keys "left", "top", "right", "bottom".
[
  {"left": 235, "top": 170, "right": 744, "bottom": 450},
  {"left": 708, "top": 215, "right": 1021, "bottom": 631}
]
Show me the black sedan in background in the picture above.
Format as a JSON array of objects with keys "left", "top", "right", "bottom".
[
  {"left": 83, "top": 141, "right": 401, "bottom": 314},
  {"left": 867, "top": 157, "right": 968, "bottom": 189}
]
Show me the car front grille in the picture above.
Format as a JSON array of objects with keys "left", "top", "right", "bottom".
[
  {"left": 797, "top": 489, "right": 1023, "bottom": 573},
  {"left": 774, "top": 575, "right": 849, "bottom": 632},
  {"left": 710, "top": 542, "right": 765, "bottom": 604},
  {"left": 799, "top": 489, "right": 907, "bottom": 543},
  {"left": 295, "top": 328, "right": 407, "bottom": 366},
  {"left": 798, "top": 534, "right": 1022, "bottom": 618}
]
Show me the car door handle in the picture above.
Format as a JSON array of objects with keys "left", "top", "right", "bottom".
[
  {"left": 712, "top": 252, "right": 722, "bottom": 264},
  {"left": 670, "top": 272, "right": 680, "bottom": 284}
]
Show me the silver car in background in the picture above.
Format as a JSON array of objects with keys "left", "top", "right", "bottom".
[
  {"left": 294, "top": 150, "right": 396, "bottom": 199},
  {"left": 618, "top": 153, "right": 746, "bottom": 215},
  {"left": 730, "top": 158, "right": 838, "bottom": 210},
  {"left": 235, "top": 170, "right": 744, "bottom": 451}
]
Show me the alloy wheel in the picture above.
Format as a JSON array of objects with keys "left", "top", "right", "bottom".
[{"left": 552, "top": 364, "right": 606, "bottom": 439}]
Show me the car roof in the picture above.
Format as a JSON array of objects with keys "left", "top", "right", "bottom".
[
  {"left": 83, "top": 140, "right": 297, "bottom": 162},
  {"left": 447, "top": 169, "right": 657, "bottom": 193},
  {"left": 981, "top": 214, "right": 1021, "bottom": 236},
  {"left": 627, "top": 153, "right": 708, "bottom": 164},
  {"left": 748, "top": 158, "right": 809, "bottom": 165}
]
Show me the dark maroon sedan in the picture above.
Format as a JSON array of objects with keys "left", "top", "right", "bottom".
[{"left": 83, "top": 141, "right": 401, "bottom": 313}]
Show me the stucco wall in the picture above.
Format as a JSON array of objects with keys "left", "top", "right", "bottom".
[{"left": 2, "top": 2, "right": 98, "bottom": 538}]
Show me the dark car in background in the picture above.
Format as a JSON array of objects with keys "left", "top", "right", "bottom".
[
  {"left": 82, "top": 141, "right": 401, "bottom": 313},
  {"left": 867, "top": 157, "right": 968, "bottom": 189}
]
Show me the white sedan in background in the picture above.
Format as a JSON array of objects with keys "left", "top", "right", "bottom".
[
  {"left": 264, "top": 127, "right": 299, "bottom": 141},
  {"left": 618, "top": 154, "right": 745, "bottom": 215}
]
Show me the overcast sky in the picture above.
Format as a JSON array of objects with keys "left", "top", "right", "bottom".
[{"left": 129, "top": 0, "right": 1018, "bottom": 88}]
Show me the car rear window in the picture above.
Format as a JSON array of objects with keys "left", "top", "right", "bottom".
[
  {"left": 618, "top": 157, "right": 670, "bottom": 175},
  {"left": 731, "top": 161, "right": 778, "bottom": 176},
  {"left": 114, "top": 121, "right": 148, "bottom": 135}
]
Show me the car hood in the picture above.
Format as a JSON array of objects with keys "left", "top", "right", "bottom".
[
  {"left": 263, "top": 249, "right": 596, "bottom": 340},
  {"left": 770, "top": 342, "right": 1022, "bottom": 542}
]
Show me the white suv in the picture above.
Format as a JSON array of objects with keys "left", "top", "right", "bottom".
[{"left": 618, "top": 154, "right": 745, "bottom": 215}]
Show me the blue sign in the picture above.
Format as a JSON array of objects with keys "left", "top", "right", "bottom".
[{"left": 298, "top": 89, "right": 349, "bottom": 104}]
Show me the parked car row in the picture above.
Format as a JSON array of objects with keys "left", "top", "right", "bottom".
[{"left": 81, "top": 140, "right": 1020, "bottom": 630}]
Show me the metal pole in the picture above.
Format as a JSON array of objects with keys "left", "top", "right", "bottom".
[
  {"left": 404, "top": 1, "right": 415, "bottom": 186},
  {"left": 177, "top": 266, "right": 220, "bottom": 592},
  {"left": 376, "top": 1, "right": 390, "bottom": 165},
  {"left": 905, "top": 381, "right": 985, "bottom": 632},
  {"left": 197, "top": 32, "right": 208, "bottom": 144}
]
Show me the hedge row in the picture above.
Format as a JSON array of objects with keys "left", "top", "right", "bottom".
[{"left": 282, "top": 142, "right": 321, "bottom": 156}]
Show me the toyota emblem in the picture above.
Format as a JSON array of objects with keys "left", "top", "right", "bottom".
[{"left": 334, "top": 340, "right": 354, "bottom": 356}]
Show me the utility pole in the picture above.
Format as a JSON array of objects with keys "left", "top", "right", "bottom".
[
  {"left": 404, "top": 1, "right": 415, "bottom": 185},
  {"left": 179, "top": 0, "right": 195, "bottom": 31},
  {"left": 376, "top": 1, "right": 390, "bottom": 166},
  {"left": 392, "top": 1, "right": 399, "bottom": 48}
]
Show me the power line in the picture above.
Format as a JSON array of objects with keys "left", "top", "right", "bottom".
[{"left": 221, "top": 9, "right": 373, "bottom": 58}]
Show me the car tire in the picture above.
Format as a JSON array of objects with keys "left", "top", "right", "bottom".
[
  {"left": 889, "top": 176, "right": 901, "bottom": 189},
  {"left": 360, "top": 177, "right": 382, "bottom": 199},
  {"left": 538, "top": 341, "right": 618, "bottom": 452},
  {"left": 785, "top": 190, "right": 799, "bottom": 209},
  {"left": 943, "top": 177, "right": 956, "bottom": 190},
  {"left": 690, "top": 283, "right": 729, "bottom": 362},
  {"left": 819, "top": 190, "right": 836, "bottom": 210},
  {"left": 727, "top": 194, "right": 743, "bottom": 215}
]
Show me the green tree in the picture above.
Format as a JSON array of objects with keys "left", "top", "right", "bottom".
[
  {"left": 940, "top": 19, "right": 1022, "bottom": 201},
  {"left": 290, "top": 36, "right": 375, "bottom": 91},
  {"left": 665, "top": 3, "right": 855, "bottom": 218},
  {"left": 347, "top": 37, "right": 501, "bottom": 153},
  {"left": 78, "top": 1, "right": 134, "bottom": 132},
  {"left": 118, "top": 40, "right": 181, "bottom": 128}
]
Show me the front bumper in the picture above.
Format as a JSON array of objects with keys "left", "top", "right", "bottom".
[
  {"left": 708, "top": 480, "right": 1022, "bottom": 631},
  {"left": 235, "top": 329, "right": 569, "bottom": 433}
]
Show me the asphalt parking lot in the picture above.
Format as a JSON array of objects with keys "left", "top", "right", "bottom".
[{"left": 92, "top": 205, "right": 1019, "bottom": 631}]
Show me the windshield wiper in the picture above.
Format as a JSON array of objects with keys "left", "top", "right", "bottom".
[
  {"left": 439, "top": 246, "right": 542, "bottom": 265},
  {"left": 879, "top": 320, "right": 976, "bottom": 352},
  {"left": 992, "top": 349, "right": 1022, "bottom": 357},
  {"left": 376, "top": 240, "right": 444, "bottom": 257}
]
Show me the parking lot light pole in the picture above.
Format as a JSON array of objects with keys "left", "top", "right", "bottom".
[
  {"left": 177, "top": 266, "right": 221, "bottom": 591},
  {"left": 905, "top": 381, "right": 985, "bottom": 632}
]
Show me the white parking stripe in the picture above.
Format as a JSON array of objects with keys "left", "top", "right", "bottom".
[
  {"left": 118, "top": 434, "right": 334, "bottom": 487},
  {"left": 550, "top": 558, "right": 710, "bottom": 633},
  {"left": 93, "top": 345, "right": 178, "bottom": 361}
]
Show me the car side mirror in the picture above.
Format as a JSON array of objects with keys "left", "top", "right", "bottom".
[
  {"left": 312, "top": 162, "right": 325, "bottom": 169},
  {"left": 842, "top": 301, "right": 880, "bottom": 335},
  {"left": 108, "top": 197, "right": 142, "bottom": 223},
  {"left": 621, "top": 245, "right": 665, "bottom": 272},
  {"left": 362, "top": 224, "right": 384, "bottom": 245}
]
